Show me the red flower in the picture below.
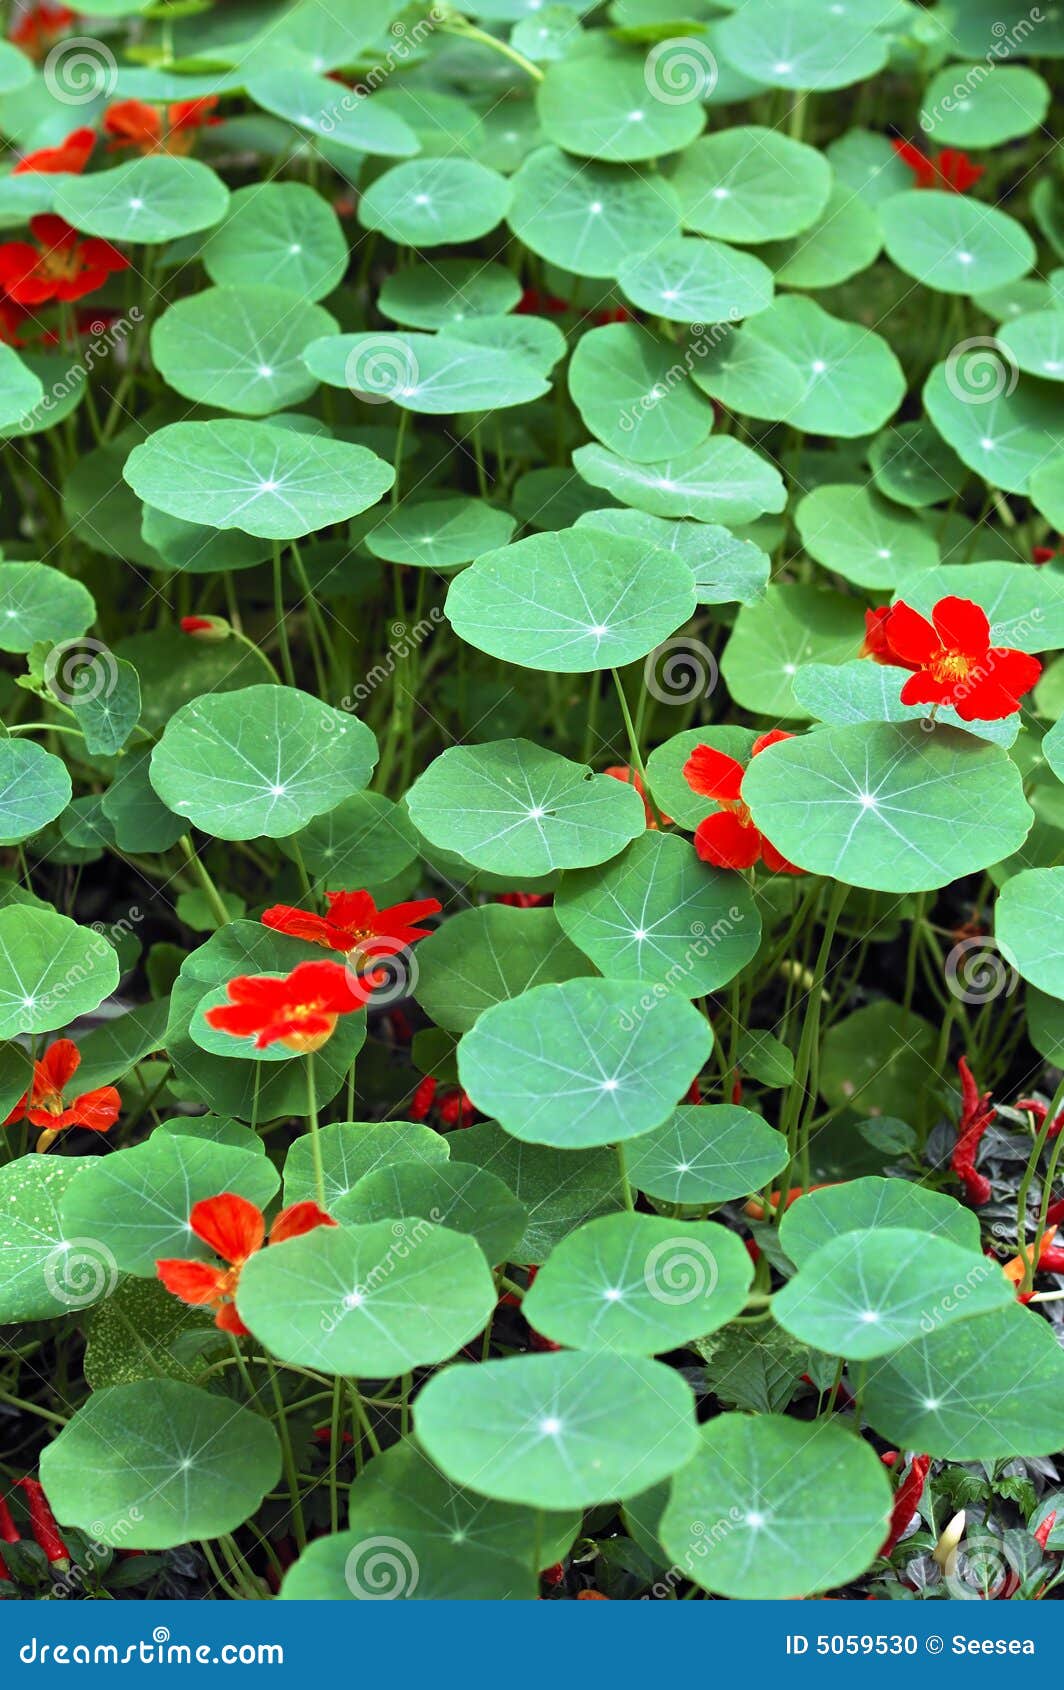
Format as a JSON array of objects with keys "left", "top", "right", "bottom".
[
  {"left": 891, "top": 138, "right": 985, "bottom": 193},
  {"left": 157, "top": 1193, "right": 334, "bottom": 1335},
  {"left": 409, "top": 1074, "right": 475, "bottom": 1129},
  {"left": 516, "top": 288, "right": 568, "bottom": 317},
  {"left": 879, "top": 1454, "right": 931, "bottom": 1558},
  {"left": 603, "top": 765, "right": 671, "bottom": 829},
  {"left": 683, "top": 731, "right": 803, "bottom": 874},
  {"left": 495, "top": 891, "right": 552, "bottom": 908},
  {"left": 1034, "top": 545, "right": 1059, "bottom": 565},
  {"left": 262, "top": 889, "right": 441, "bottom": 960},
  {"left": 859, "top": 605, "right": 918, "bottom": 668},
  {"left": 0, "top": 299, "right": 27, "bottom": 345},
  {"left": 8, "top": 2, "right": 75, "bottom": 58},
  {"left": 951, "top": 1055, "right": 993, "bottom": 1205},
  {"left": 5, "top": 1039, "right": 119, "bottom": 1142},
  {"left": 180, "top": 614, "right": 229, "bottom": 641},
  {"left": 1035, "top": 1511, "right": 1057, "bottom": 1552},
  {"left": 103, "top": 96, "right": 220, "bottom": 157},
  {"left": 13, "top": 126, "right": 94, "bottom": 176},
  {"left": 204, "top": 959, "right": 379, "bottom": 1053},
  {"left": 0, "top": 214, "right": 127, "bottom": 305},
  {"left": 884, "top": 595, "right": 1041, "bottom": 721}
]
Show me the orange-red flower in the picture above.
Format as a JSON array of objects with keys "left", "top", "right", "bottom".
[
  {"left": 13, "top": 126, "right": 93, "bottom": 175},
  {"left": 684, "top": 731, "right": 803, "bottom": 874},
  {"left": 156, "top": 1194, "right": 335, "bottom": 1335},
  {"left": 884, "top": 595, "right": 1041, "bottom": 721},
  {"left": 262, "top": 889, "right": 441, "bottom": 960},
  {"left": 891, "top": 138, "right": 984, "bottom": 193},
  {"left": 5, "top": 1039, "right": 119, "bottom": 1141},
  {"left": 859, "top": 605, "right": 919, "bottom": 668},
  {"left": 0, "top": 214, "right": 127, "bottom": 305},
  {"left": 205, "top": 958, "right": 379, "bottom": 1053},
  {"left": 8, "top": 2, "right": 75, "bottom": 59},
  {"left": 102, "top": 97, "right": 219, "bottom": 157}
]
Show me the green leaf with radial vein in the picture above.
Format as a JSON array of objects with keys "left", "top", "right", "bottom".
[
  {"left": 924, "top": 365, "right": 1064, "bottom": 494},
  {"left": 791, "top": 661, "right": 1019, "bottom": 749},
  {"left": 996, "top": 311, "right": 1064, "bottom": 384},
  {"left": 0, "top": 1155, "right": 96, "bottom": 1323},
  {"left": 457, "top": 977, "right": 712, "bottom": 1148},
  {"left": 124, "top": 421, "right": 395, "bottom": 539},
  {"left": 236, "top": 1219, "right": 496, "bottom": 1375},
  {"left": 359, "top": 158, "right": 511, "bottom": 246},
  {"left": 201, "top": 181, "right": 348, "bottom": 301},
  {"left": 149, "top": 685, "right": 376, "bottom": 841},
  {"left": 39, "top": 1381, "right": 280, "bottom": 1549},
  {"left": 245, "top": 64, "right": 418, "bottom": 158},
  {"left": 406, "top": 739, "right": 646, "bottom": 876},
  {"left": 458, "top": 1122, "right": 623, "bottom": 1264},
  {"left": 555, "top": 831, "right": 761, "bottom": 994},
  {"left": 523, "top": 1211, "right": 752, "bottom": 1354},
  {"left": 779, "top": 1176, "right": 981, "bottom": 1269},
  {"left": 660, "top": 1415, "right": 891, "bottom": 1599},
  {"left": 795, "top": 485, "right": 938, "bottom": 590},
  {"left": 772, "top": 1226, "right": 1013, "bottom": 1361},
  {"left": 670, "top": 127, "right": 831, "bottom": 244},
  {"left": 445, "top": 527, "right": 695, "bottom": 672},
  {"left": 283, "top": 1121, "right": 451, "bottom": 1208},
  {"left": 54, "top": 155, "right": 229, "bottom": 244},
  {"left": 616, "top": 236, "right": 773, "bottom": 324},
  {"left": 742, "top": 722, "right": 1033, "bottom": 891},
  {"left": 378, "top": 259, "right": 522, "bottom": 330},
  {"left": 996, "top": 868, "right": 1064, "bottom": 997},
  {"left": 569, "top": 321, "right": 714, "bottom": 462},
  {"left": 150, "top": 285, "right": 338, "bottom": 416},
  {"left": 572, "top": 439, "right": 786, "bottom": 524},
  {"left": 445, "top": 313, "right": 567, "bottom": 375},
  {"left": 921, "top": 63, "right": 1050, "bottom": 146},
  {"left": 59, "top": 1132, "right": 279, "bottom": 1277},
  {"left": 880, "top": 191, "right": 1036, "bottom": 295},
  {"left": 278, "top": 791, "right": 419, "bottom": 888},
  {"left": 508, "top": 145, "right": 681, "bottom": 279},
  {"left": 760, "top": 184, "right": 883, "bottom": 288},
  {"left": 365, "top": 498, "right": 515, "bottom": 568},
  {"left": 716, "top": 1, "right": 887, "bottom": 88},
  {"left": 0, "top": 345, "right": 43, "bottom": 429},
  {"left": 304, "top": 332, "right": 548, "bottom": 413},
  {"left": 868, "top": 420, "right": 966, "bottom": 510},
  {"left": 576, "top": 507, "right": 769, "bottom": 606},
  {"left": 0, "top": 740, "right": 70, "bottom": 843},
  {"left": 691, "top": 297, "right": 905, "bottom": 436},
  {"left": 415, "top": 1351, "right": 698, "bottom": 1508},
  {"left": 722, "top": 584, "right": 866, "bottom": 719},
  {"left": 862, "top": 1304, "right": 1064, "bottom": 1460},
  {"left": 335, "top": 1160, "right": 527, "bottom": 1266},
  {"left": 535, "top": 47, "right": 704, "bottom": 162},
  {"left": 625, "top": 1104, "right": 789, "bottom": 1205},
  {"left": 895, "top": 561, "right": 1064, "bottom": 652},
  {"left": 0, "top": 907, "right": 118, "bottom": 1037},
  {"left": 415, "top": 905, "right": 596, "bottom": 1035},
  {"left": 0, "top": 562, "right": 93, "bottom": 652}
]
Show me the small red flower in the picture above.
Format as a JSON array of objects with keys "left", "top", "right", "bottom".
[
  {"left": 180, "top": 614, "right": 229, "bottom": 641},
  {"left": 1035, "top": 1511, "right": 1057, "bottom": 1552},
  {"left": 262, "top": 889, "right": 441, "bottom": 960},
  {"left": 103, "top": 96, "right": 220, "bottom": 157},
  {"left": 8, "top": 2, "right": 75, "bottom": 58},
  {"left": 204, "top": 959, "right": 379, "bottom": 1053},
  {"left": 13, "top": 126, "right": 94, "bottom": 176},
  {"left": 0, "top": 214, "right": 127, "bottom": 305},
  {"left": 879, "top": 1454, "right": 931, "bottom": 1558},
  {"left": 157, "top": 1194, "right": 334, "bottom": 1335},
  {"left": 683, "top": 731, "right": 802, "bottom": 874},
  {"left": 495, "top": 891, "right": 552, "bottom": 908},
  {"left": 951, "top": 1055, "right": 993, "bottom": 1205},
  {"left": 884, "top": 595, "right": 1041, "bottom": 721},
  {"left": 1034, "top": 545, "right": 1059, "bottom": 565},
  {"left": 859, "top": 605, "right": 918, "bottom": 668},
  {"left": 891, "top": 138, "right": 984, "bottom": 193},
  {"left": 5, "top": 1039, "right": 119, "bottom": 1140},
  {"left": 603, "top": 765, "right": 671, "bottom": 828},
  {"left": 516, "top": 288, "right": 568, "bottom": 317}
]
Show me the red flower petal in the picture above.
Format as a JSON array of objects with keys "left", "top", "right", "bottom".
[
  {"left": 931, "top": 595, "right": 990, "bottom": 656},
  {"left": 693, "top": 810, "right": 761, "bottom": 870},
  {"left": 683, "top": 744, "right": 745, "bottom": 802},
  {"left": 751, "top": 729, "right": 791, "bottom": 757},
  {"left": 269, "top": 1201, "right": 336, "bottom": 1245},
  {"left": 32, "top": 1038, "right": 80, "bottom": 1101},
  {"left": 156, "top": 1258, "right": 228, "bottom": 1306},
  {"left": 884, "top": 602, "right": 939, "bottom": 666},
  {"left": 188, "top": 1194, "right": 265, "bottom": 1266}
]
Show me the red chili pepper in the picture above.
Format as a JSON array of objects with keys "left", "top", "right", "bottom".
[
  {"left": 14, "top": 1478, "right": 68, "bottom": 1568},
  {"left": 1035, "top": 1510, "right": 1057, "bottom": 1552},
  {"left": 880, "top": 1450, "right": 899, "bottom": 1468},
  {"left": 879, "top": 1454, "right": 930, "bottom": 1558},
  {"left": 1048, "top": 1198, "right": 1064, "bottom": 1229},
  {"left": 1014, "top": 1097, "right": 1064, "bottom": 1138},
  {"left": 0, "top": 1494, "right": 16, "bottom": 1585},
  {"left": 951, "top": 1057, "right": 993, "bottom": 1205}
]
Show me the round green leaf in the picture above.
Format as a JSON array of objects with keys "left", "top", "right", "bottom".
[
  {"left": 617, "top": 235, "right": 773, "bottom": 324},
  {"left": 359, "top": 159, "right": 511, "bottom": 246},
  {"left": 406, "top": 739, "right": 646, "bottom": 875},
  {"left": 378, "top": 259, "right": 522, "bottom": 330},
  {"left": 415, "top": 904, "right": 595, "bottom": 1035},
  {"left": 415, "top": 1351, "right": 698, "bottom": 1507},
  {"left": 660, "top": 1415, "right": 891, "bottom": 1598},
  {"left": 671, "top": 127, "right": 831, "bottom": 243},
  {"left": 446, "top": 526, "right": 695, "bottom": 671},
  {"left": 555, "top": 831, "right": 761, "bottom": 993},
  {"left": 779, "top": 1176, "right": 980, "bottom": 1269},
  {"left": 150, "top": 686, "right": 376, "bottom": 841},
  {"left": 760, "top": 183, "right": 883, "bottom": 288},
  {"left": 236, "top": 1218, "right": 496, "bottom": 1375},
  {"left": 625, "top": 1103, "right": 789, "bottom": 1204},
  {"left": 524, "top": 1211, "right": 752, "bottom": 1353},
  {"left": 39, "top": 1381, "right": 280, "bottom": 1549},
  {"left": 0, "top": 561, "right": 93, "bottom": 653},
  {"left": 279, "top": 791, "right": 419, "bottom": 888},
  {"left": 304, "top": 331, "right": 549, "bottom": 413},
  {"left": 716, "top": 2, "right": 887, "bottom": 89},
  {"left": 997, "top": 310, "right": 1064, "bottom": 382},
  {"left": 508, "top": 145, "right": 681, "bottom": 279},
  {"left": 773, "top": 1226, "right": 1013, "bottom": 1360},
  {"left": 366, "top": 497, "right": 515, "bottom": 568},
  {"left": 0, "top": 1155, "right": 99, "bottom": 1322},
  {"left": 444, "top": 312, "right": 567, "bottom": 374},
  {"left": 795, "top": 484, "right": 938, "bottom": 588},
  {"left": 151, "top": 285, "right": 337, "bottom": 415},
  {"left": 921, "top": 63, "right": 1049, "bottom": 146},
  {"left": 743, "top": 722, "right": 1033, "bottom": 891},
  {"left": 0, "top": 739, "right": 71, "bottom": 843},
  {"left": 54, "top": 155, "right": 229, "bottom": 244},
  {"left": 791, "top": 660, "right": 1019, "bottom": 749},
  {"left": 573, "top": 438, "right": 786, "bottom": 523},
  {"left": 336, "top": 1160, "right": 527, "bottom": 1266},
  {"left": 124, "top": 420, "right": 395, "bottom": 539},
  {"left": 996, "top": 867, "right": 1064, "bottom": 997},
  {"left": 868, "top": 420, "right": 966, "bottom": 509},
  {"left": 924, "top": 363, "right": 1064, "bottom": 493},
  {"left": 576, "top": 506, "right": 769, "bottom": 605},
  {"left": 283, "top": 1121, "right": 451, "bottom": 1209},
  {"left": 0, "top": 344, "right": 44, "bottom": 430},
  {"left": 536, "top": 48, "right": 704, "bottom": 161},
  {"left": 202, "top": 181, "right": 348, "bottom": 300},
  {"left": 459, "top": 1122, "right": 623, "bottom": 1265},
  {"left": 569, "top": 321, "right": 714, "bottom": 461},
  {"left": 721, "top": 583, "right": 865, "bottom": 719},
  {"left": 457, "top": 976, "right": 712, "bottom": 1147},
  {"left": 0, "top": 907, "right": 118, "bottom": 1036},
  {"left": 880, "top": 191, "right": 1035, "bottom": 295},
  {"left": 246, "top": 64, "right": 418, "bottom": 157}
]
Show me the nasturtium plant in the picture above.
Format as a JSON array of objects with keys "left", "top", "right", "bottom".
[{"left": 0, "top": 0, "right": 1061, "bottom": 1613}]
